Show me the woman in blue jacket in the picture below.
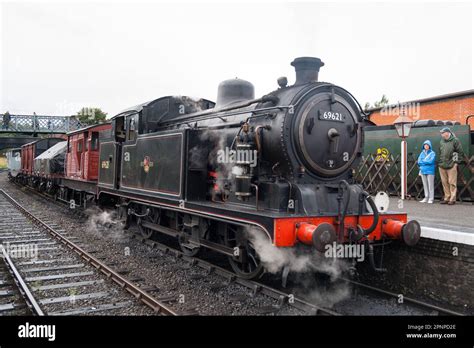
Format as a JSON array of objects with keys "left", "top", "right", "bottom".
[{"left": 417, "top": 140, "right": 436, "bottom": 203}]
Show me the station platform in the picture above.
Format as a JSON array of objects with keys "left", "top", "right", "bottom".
[{"left": 388, "top": 197, "right": 474, "bottom": 245}]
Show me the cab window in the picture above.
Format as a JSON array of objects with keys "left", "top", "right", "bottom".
[
  {"left": 115, "top": 116, "right": 126, "bottom": 142},
  {"left": 91, "top": 132, "right": 99, "bottom": 150},
  {"left": 127, "top": 115, "right": 137, "bottom": 142}
]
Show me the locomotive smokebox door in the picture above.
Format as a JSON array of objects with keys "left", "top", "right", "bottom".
[{"left": 293, "top": 91, "right": 361, "bottom": 177}]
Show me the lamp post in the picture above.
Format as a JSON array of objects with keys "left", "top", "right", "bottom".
[{"left": 394, "top": 112, "right": 413, "bottom": 200}]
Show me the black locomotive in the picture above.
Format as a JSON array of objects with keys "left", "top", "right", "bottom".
[{"left": 92, "top": 57, "right": 421, "bottom": 279}]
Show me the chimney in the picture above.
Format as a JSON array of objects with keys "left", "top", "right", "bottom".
[{"left": 291, "top": 57, "right": 325, "bottom": 85}]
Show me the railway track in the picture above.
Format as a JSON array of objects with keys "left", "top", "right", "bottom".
[
  {"left": 133, "top": 231, "right": 467, "bottom": 316},
  {"left": 6, "top": 179, "right": 466, "bottom": 316},
  {"left": 0, "top": 245, "right": 39, "bottom": 315},
  {"left": 342, "top": 278, "right": 465, "bottom": 316},
  {"left": 4, "top": 181, "right": 338, "bottom": 316},
  {"left": 0, "top": 189, "right": 177, "bottom": 316},
  {"left": 130, "top": 232, "right": 339, "bottom": 315}
]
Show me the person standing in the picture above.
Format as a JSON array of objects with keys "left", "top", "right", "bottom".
[
  {"left": 2, "top": 111, "right": 11, "bottom": 130},
  {"left": 33, "top": 112, "right": 39, "bottom": 130},
  {"left": 417, "top": 140, "right": 436, "bottom": 203},
  {"left": 438, "top": 127, "right": 465, "bottom": 205}
]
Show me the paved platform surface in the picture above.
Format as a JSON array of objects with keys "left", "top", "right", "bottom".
[{"left": 387, "top": 197, "right": 474, "bottom": 245}]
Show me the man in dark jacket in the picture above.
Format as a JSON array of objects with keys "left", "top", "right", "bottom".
[{"left": 438, "top": 127, "right": 465, "bottom": 205}]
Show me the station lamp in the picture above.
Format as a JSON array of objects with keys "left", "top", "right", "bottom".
[
  {"left": 393, "top": 109, "right": 413, "bottom": 200},
  {"left": 394, "top": 114, "right": 413, "bottom": 139}
]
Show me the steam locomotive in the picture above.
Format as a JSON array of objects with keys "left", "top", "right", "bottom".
[{"left": 12, "top": 57, "right": 421, "bottom": 279}]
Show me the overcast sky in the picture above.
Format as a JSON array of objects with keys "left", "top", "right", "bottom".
[{"left": 1, "top": 1, "right": 472, "bottom": 117}]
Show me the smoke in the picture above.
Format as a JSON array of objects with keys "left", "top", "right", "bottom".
[
  {"left": 247, "top": 227, "right": 352, "bottom": 307},
  {"left": 200, "top": 130, "right": 234, "bottom": 181},
  {"left": 299, "top": 277, "right": 351, "bottom": 308},
  {"left": 84, "top": 207, "right": 126, "bottom": 242},
  {"left": 248, "top": 227, "right": 348, "bottom": 278},
  {"left": 173, "top": 96, "right": 213, "bottom": 113},
  {"left": 194, "top": 130, "right": 237, "bottom": 201},
  {"left": 188, "top": 145, "right": 207, "bottom": 169}
]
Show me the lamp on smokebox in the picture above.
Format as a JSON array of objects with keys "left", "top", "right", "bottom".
[{"left": 393, "top": 106, "right": 413, "bottom": 200}]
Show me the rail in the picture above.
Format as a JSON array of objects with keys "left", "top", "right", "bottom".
[{"left": 0, "top": 188, "right": 178, "bottom": 316}]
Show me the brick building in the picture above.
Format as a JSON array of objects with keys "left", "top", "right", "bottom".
[{"left": 367, "top": 89, "right": 474, "bottom": 127}]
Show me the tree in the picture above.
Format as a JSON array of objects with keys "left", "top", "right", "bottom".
[
  {"left": 75, "top": 107, "right": 108, "bottom": 126},
  {"left": 374, "top": 95, "right": 389, "bottom": 108},
  {"left": 364, "top": 95, "right": 390, "bottom": 110}
]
